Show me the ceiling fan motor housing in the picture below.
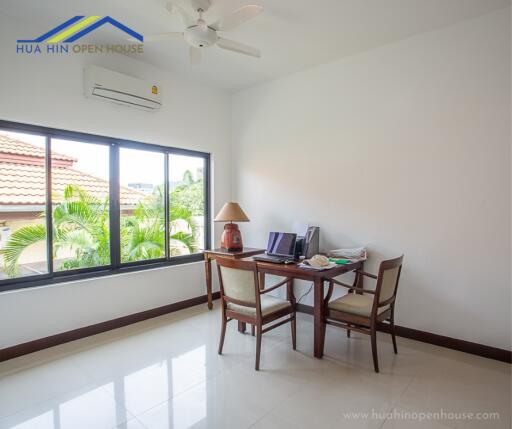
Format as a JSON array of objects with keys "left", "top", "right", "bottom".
[
  {"left": 190, "top": 0, "right": 211, "bottom": 12},
  {"left": 184, "top": 25, "right": 218, "bottom": 48}
]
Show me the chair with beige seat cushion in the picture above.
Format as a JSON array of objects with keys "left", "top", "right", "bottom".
[
  {"left": 323, "top": 255, "right": 404, "bottom": 373},
  {"left": 216, "top": 257, "right": 296, "bottom": 370}
]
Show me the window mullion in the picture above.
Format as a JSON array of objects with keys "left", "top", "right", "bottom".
[
  {"left": 164, "top": 153, "right": 170, "bottom": 260},
  {"left": 109, "top": 143, "right": 121, "bottom": 268},
  {"left": 204, "top": 154, "right": 211, "bottom": 251},
  {"left": 45, "top": 136, "right": 54, "bottom": 274}
]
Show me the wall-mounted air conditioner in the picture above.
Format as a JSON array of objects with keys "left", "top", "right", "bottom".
[{"left": 84, "top": 65, "right": 162, "bottom": 111}]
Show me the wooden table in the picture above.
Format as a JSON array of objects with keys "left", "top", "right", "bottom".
[
  {"left": 203, "top": 248, "right": 265, "bottom": 310},
  {"left": 249, "top": 259, "right": 364, "bottom": 358}
]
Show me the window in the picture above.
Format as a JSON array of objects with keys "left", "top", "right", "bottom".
[
  {"left": 0, "top": 120, "right": 210, "bottom": 291},
  {"left": 51, "top": 139, "right": 111, "bottom": 271},
  {"left": 119, "top": 147, "right": 165, "bottom": 263},
  {"left": 0, "top": 131, "right": 48, "bottom": 280},
  {"left": 169, "top": 154, "right": 206, "bottom": 256}
]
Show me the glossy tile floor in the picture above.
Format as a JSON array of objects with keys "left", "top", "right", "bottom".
[{"left": 0, "top": 303, "right": 510, "bottom": 429}]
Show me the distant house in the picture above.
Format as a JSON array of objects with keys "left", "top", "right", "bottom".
[{"left": 128, "top": 182, "right": 154, "bottom": 194}]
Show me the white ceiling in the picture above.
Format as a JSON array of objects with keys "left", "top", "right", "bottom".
[{"left": 3, "top": 0, "right": 510, "bottom": 91}]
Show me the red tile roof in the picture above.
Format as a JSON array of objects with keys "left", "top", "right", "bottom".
[
  {"left": 0, "top": 135, "right": 146, "bottom": 207},
  {"left": 0, "top": 134, "right": 76, "bottom": 162}
]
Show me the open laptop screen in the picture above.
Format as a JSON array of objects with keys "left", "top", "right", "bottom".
[{"left": 267, "top": 232, "right": 297, "bottom": 257}]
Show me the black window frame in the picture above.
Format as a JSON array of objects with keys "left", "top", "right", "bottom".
[{"left": 0, "top": 119, "right": 211, "bottom": 293}]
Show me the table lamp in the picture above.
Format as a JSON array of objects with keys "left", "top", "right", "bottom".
[{"left": 214, "top": 202, "right": 249, "bottom": 251}]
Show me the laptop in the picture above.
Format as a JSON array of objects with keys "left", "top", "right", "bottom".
[{"left": 253, "top": 232, "right": 297, "bottom": 264}]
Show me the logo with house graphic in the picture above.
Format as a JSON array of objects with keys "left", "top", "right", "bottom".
[{"left": 16, "top": 16, "right": 143, "bottom": 55}]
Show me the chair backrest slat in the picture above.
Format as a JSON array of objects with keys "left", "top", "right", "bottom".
[
  {"left": 216, "top": 258, "right": 260, "bottom": 310},
  {"left": 379, "top": 266, "right": 401, "bottom": 303},
  {"left": 374, "top": 255, "right": 404, "bottom": 308},
  {"left": 220, "top": 266, "right": 257, "bottom": 304}
]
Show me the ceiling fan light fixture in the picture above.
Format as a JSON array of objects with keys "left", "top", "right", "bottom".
[
  {"left": 145, "top": 0, "right": 263, "bottom": 65},
  {"left": 184, "top": 25, "right": 218, "bottom": 48}
]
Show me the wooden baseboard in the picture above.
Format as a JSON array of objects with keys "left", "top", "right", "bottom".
[
  {"left": 2, "top": 296, "right": 509, "bottom": 364},
  {"left": 0, "top": 292, "right": 220, "bottom": 362},
  {"left": 296, "top": 304, "right": 511, "bottom": 364}
]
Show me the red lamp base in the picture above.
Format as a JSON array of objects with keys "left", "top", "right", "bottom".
[{"left": 220, "top": 223, "right": 243, "bottom": 251}]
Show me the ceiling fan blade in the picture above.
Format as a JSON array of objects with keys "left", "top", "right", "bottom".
[
  {"left": 135, "top": 32, "right": 183, "bottom": 42},
  {"left": 217, "top": 37, "right": 261, "bottom": 58},
  {"left": 212, "top": 5, "right": 263, "bottom": 31},
  {"left": 166, "top": 1, "right": 195, "bottom": 27},
  {"left": 189, "top": 46, "right": 202, "bottom": 65}
]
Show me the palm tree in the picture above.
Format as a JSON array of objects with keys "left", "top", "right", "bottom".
[
  {"left": 169, "top": 205, "right": 198, "bottom": 256},
  {"left": 1, "top": 184, "right": 199, "bottom": 277},
  {"left": 53, "top": 185, "right": 111, "bottom": 270}
]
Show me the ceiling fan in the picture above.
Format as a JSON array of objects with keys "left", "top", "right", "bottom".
[{"left": 136, "top": 0, "right": 263, "bottom": 65}]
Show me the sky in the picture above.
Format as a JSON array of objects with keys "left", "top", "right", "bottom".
[{"left": 2, "top": 130, "right": 204, "bottom": 187}]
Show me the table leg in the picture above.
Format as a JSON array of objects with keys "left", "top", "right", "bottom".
[
  {"left": 204, "top": 254, "right": 213, "bottom": 310},
  {"left": 313, "top": 277, "right": 325, "bottom": 358},
  {"left": 287, "top": 278, "right": 295, "bottom": 304},
  {"left": 352, "top": 260, "right": 365, "bottom": 294},
  {"left": 359, "top": 260, "right": 365, "bottom": 289},
  {"left": 258, "top": 272, "right": 265, "bottom": 290}
]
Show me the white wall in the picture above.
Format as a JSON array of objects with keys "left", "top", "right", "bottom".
[
  {"left": 0, "top": 15, "right": 230, "bottom": 348},
  {"left": 232, "top": 9, "right": 511, "bottom": 350}
]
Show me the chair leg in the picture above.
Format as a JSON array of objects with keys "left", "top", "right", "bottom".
[
  {"left": 320, "top": 319, "right": 327, "bottom": 357},
  {"left": 291, "top": 313, "right": 297, "bottom": 350},
  {"left": 390, "top": 310, "right": 398, "bottom": 354},
  {"left": 218, "top": 315, "right": 227, "bottom": 355},
  {"left": 370, "top": 326, "right": 379, "bottom": 373},
  {"left": 251, "top": 324, "right": 255, "bottom": 336},
  {"left": 347, "top": 323, "right": 351, "bottom": 338},
  {"left": 255, "top": 324, "right": 262, "bottom": 371}
]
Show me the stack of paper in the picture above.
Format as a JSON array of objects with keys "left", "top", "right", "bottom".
[{"left": 328, "top": 247, "right": 367, "bottom": 260}]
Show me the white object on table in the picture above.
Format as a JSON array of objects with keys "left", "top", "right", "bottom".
[
  {"left": 298, "top": 262, "right": 337, "bottom": 271},
  {"left": 328, "top": 247, "right": 366, "bottom": 259}
]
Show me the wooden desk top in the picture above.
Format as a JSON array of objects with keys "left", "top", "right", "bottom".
[
  {"left": 247, "top": 258, "right": 363, "bottom": 280},
  {"left": 204, "top": 247, "right": 265, "bottom": 259},
  {"left": 204, "top": 248, "right": 363, "bottom": 279}
]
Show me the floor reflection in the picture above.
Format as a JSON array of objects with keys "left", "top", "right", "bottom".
[
  {"left": 4, "top": 310, "right": 503, "bottom": 429},
  {"left": 3, "top": 342, "right": 209, "bottom": 429},
  {"left": 10, "top": 411, "right": 54, "bottom": 429},
  {"left": 171, "top": 347, "right": 206, "bottom": 428},
  {"left": 124, "top": 362, "right": 169, "bottom": 415}
]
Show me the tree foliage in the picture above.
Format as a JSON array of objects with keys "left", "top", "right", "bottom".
[
  {"left": 170, "top": 170, "right": 204, "bottom": 216},
  {"left": 1, "top": 183, "right": 200, "bottom": 277}
]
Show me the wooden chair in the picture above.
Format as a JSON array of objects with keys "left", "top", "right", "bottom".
[
  {"left": 216, "top": 257, "right": 297, "bottom": 370},
  {"left": 323, "top": 255, "right": 404, "bottom": 373}
]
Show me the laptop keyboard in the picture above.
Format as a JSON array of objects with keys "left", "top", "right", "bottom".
[{"left": 253, "top": 255, "right": 294, "bottom": 264}]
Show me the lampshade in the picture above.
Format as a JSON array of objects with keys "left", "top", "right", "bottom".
[{"left": 214, "top": 202, "right": 249, "bottom": 222}]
